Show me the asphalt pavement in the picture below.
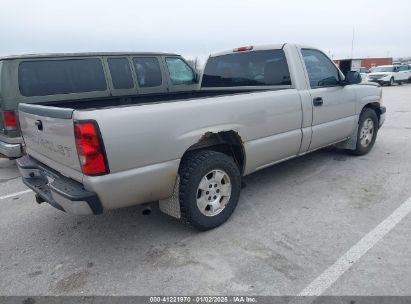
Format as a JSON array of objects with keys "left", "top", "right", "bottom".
[{"left": 0, "top": 84, "right": 410, "bottom": 296}]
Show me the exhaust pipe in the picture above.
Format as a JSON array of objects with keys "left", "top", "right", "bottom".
[
  {"left": 35, "top": 194, "right": 45, "bottom": 204},
  {"left": 141, "top": 203, "right": 152, "bottom": 215}
]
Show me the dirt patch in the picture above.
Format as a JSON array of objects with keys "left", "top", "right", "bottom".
[
  {"left": 53, "top": 269, "right": 89, "bottom": 293},
  {"left": 28, "top": 270, "right": 43, "bottom": 278},
  {"left": 333, "top": 155, "right": 347, "bottom": 161},
  {"left": 242, "top": 240, "right": 303, "bottom": 280},
  {"left": 144, "top": 244, "right": 213, "bottom": 270}
]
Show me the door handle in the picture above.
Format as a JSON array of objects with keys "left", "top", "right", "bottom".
[
  {"left": 313, "top": 97, "right": 323, "bottom": 106},
  {"left": 35, "top": 120, "right": 43, "bottom": 131}
]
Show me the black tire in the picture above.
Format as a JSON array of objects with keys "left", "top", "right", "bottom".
[
  {"left": 399, "top": 81, "right": 403, "bottom": 85},
  {"left": 178, "top": 150, "right": 241, "bottom": 231},
  {"left": 389, "top": 77, "right": 394, "bottom": 86},
  {"left": 347, "top": 108, "right": 379, "bottom": 156}
]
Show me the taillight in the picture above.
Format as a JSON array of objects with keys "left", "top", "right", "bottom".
[
  {"left": 3, "top": 111, "right": 17, "bottom": 130},
  {"left": 74, "top": 121, "right": 109, "bottom": 175},
  {"left": 233, "top": 46, "right": 253, "bottom": 52}
]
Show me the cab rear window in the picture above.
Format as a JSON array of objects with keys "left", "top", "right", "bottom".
[
  {"left": 18, "top": 58, "right": 107, "bottom": 97},
  {"left": 202, "top": 50, "right": 291, "bottom": 87}
]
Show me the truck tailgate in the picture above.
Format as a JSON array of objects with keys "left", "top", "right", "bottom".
[{"left": 19, "top": 104, "right": 83, "bottom": 181}]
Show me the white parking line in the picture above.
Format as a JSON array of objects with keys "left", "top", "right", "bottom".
[
  {"left": 0, "top": 189, "right": 32, "bottom": 200},
  {"left": 298, "top": 195, "right": 411, "bottom": 297}
]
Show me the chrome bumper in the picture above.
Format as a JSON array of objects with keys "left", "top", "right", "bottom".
[{"left": 0, "top": 140, "right": 22, "bottom": 158}]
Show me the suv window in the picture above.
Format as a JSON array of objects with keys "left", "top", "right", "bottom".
[
  {"left": 202, "top": 50, "right": 291, "bottom": 87},
  {"left": 302, "top": 49, "right": 340, "bottom": 88},
  {"left": 19, "top": 58, "right": 107, "bottom": 97},
  {"left": 399, "top": 65, "right": 409, "bottom": 71},
  {"left": 165, "top": 57, "right": 195, "bottom": 85},
  {"left": 107, "top": 57, "right": 134, "bottom": 90},
  {"left": 132, "top": 57, "right": 162, "bottom": 87}
]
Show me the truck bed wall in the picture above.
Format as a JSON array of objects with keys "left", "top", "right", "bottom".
[{"left": 35, "top": 89, "right": 286, "bottom": 111}]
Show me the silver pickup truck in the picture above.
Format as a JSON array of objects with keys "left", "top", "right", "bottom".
[{"left": 17, "top": 44, "right": 386, "bottom": 230}]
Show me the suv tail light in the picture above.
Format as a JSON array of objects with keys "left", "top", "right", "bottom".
[
  {"left": 74, "top": 121, "right": 109, "bottom": 175},
  {"left": 233, "top": 46, "right": 253, "bottom": 52},
  {"left": 2, "top": 111, "right": 18, "bottom": 131}
]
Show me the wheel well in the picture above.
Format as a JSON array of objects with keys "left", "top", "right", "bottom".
[
  {"left": 183, "top": 131, "right": 245, "bottom": 174},
  {"left": 363, "top": 102, "right": 381, "bottom": 124}
]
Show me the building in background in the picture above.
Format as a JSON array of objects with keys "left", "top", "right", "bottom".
[{"left": 334, "top": 57, "right": 393, "bottom": 75}]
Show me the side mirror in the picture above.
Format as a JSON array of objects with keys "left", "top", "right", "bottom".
[{"left": 345, "top": 71, "right": 362, "bottom": 84}]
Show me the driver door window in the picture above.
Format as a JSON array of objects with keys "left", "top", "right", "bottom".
[{"left": 302, "top": 49, "right": 340, "bottom": 88}]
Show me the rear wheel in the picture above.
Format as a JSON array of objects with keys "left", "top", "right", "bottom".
[
  {"left": 347, "top": 108, "right": 378, "bottom": 156},
  {"left": 178, "top": 150, "right": 241, "bottom": 230}
]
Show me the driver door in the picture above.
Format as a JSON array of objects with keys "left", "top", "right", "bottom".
[{"left": 301, "top": 49, "right": 357, "bottom": 151}]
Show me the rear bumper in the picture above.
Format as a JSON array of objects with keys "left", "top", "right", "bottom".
[
  {"left": 0, "top": 140, "right": 23, "bottom": 158},
  {"left": 17, "top": 155, "right": 103, "bottom": 215}
]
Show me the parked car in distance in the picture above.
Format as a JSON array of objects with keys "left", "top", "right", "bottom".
[
  {"left": 359, "top": 67, "right": 370, "bottom": 82},
  {"left": 365, "top": 64, "right": 411, "bottom": 85},
  {"left": 17, "top": 44, "right": 385, "bottom": 230},
  {"left": 0, "top": 52, "right": 199, "bottom": 159},
  {"left": 399, "top": 64, "right": 411, "bottom": 83}
]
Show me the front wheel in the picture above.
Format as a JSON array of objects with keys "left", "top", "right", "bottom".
[
  {"left": 178, "top": 150, "right": 241, "bottom": 230},
  {"left": 347, "top": 108, "right": 378, "bottom": 156}
]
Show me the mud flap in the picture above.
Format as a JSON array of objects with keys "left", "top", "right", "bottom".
[
  {"left": 334, "top": 118, "right": 359, "bottom": 150},
  {"left": 159, "top": 175, "right": 181, "bottom": 219}
]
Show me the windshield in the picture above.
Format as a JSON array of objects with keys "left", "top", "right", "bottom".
[{"left": 373, "top": 66, "right": 395, "bottom": 72}]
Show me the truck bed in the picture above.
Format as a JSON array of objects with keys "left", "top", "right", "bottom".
[{"left": 35, "top": 89, "right": 270, "bottom": 110}]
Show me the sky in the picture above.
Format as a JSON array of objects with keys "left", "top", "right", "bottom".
[{"left": 1, "top": 0, "right": 410, "bottom": 65}]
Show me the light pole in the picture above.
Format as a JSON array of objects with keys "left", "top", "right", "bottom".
[{"left": 350, "top": 28, "right": 355, "bottom": 59}]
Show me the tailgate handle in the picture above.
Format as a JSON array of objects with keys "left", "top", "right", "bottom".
[{"left": 35, "top": 120, "right": 43, "bottom": 131}]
